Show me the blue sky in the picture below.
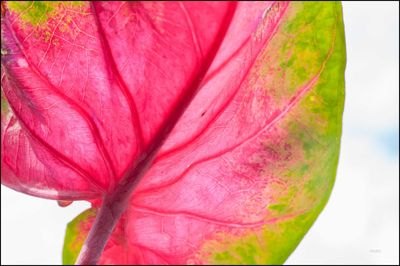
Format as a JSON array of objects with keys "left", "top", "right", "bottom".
[{"left": 378, "top": 128, "right": 399, "bottom": 158}]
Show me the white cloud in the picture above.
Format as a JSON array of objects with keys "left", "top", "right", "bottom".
[{"left": 343, "top": 2, "right": 399, "bottom": 131}]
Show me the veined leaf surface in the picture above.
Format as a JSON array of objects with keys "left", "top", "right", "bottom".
[{"left": 1, "top": 1, "right": 345, "bottom": 264}]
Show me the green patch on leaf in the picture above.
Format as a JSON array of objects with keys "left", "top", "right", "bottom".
[
  {"left": 268, "top": 203, "right": 287, "bottom": 213},
  {"left": 200, "top": 203, "right": 326, "bottom": 265},
  {"left": 62, "top": 208, "right": 96, "bottom": 265},
  {"left": 1, "top": 89, "right": 9, "bottom": 115},
  {"left": 7, "top": 1, "right": 84, "bottom": 26}
]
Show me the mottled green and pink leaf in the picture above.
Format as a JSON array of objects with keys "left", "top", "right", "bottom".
[{"left": 1, "top": 1, "right": 345, "bottom": 264}]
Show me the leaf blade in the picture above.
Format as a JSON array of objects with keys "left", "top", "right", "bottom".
[
  {"left": 3, "top": 1, "right": 345, "bottom": 264},
  {"left": 62, "top": 2, "right": 345, "bottom": 264}
]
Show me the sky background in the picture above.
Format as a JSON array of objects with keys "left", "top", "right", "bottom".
[{"left": 1, "top": 2, "right": 399, "bottom": 265}]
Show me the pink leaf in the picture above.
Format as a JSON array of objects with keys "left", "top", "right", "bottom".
[{"left": 1, "top": 1, "right": 346, "bottom": 264}]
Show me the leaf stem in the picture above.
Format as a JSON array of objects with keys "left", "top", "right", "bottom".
[
  {"left": 74, "top": 192, "right": 123, "bottom": 265},
  {"left": 75, "top": 151, "right": 158, "bottom": 265}
]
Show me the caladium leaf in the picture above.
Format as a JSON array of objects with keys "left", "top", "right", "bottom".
[{"left": 1, "top": 1, "right": 346, "bottom": 265}]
